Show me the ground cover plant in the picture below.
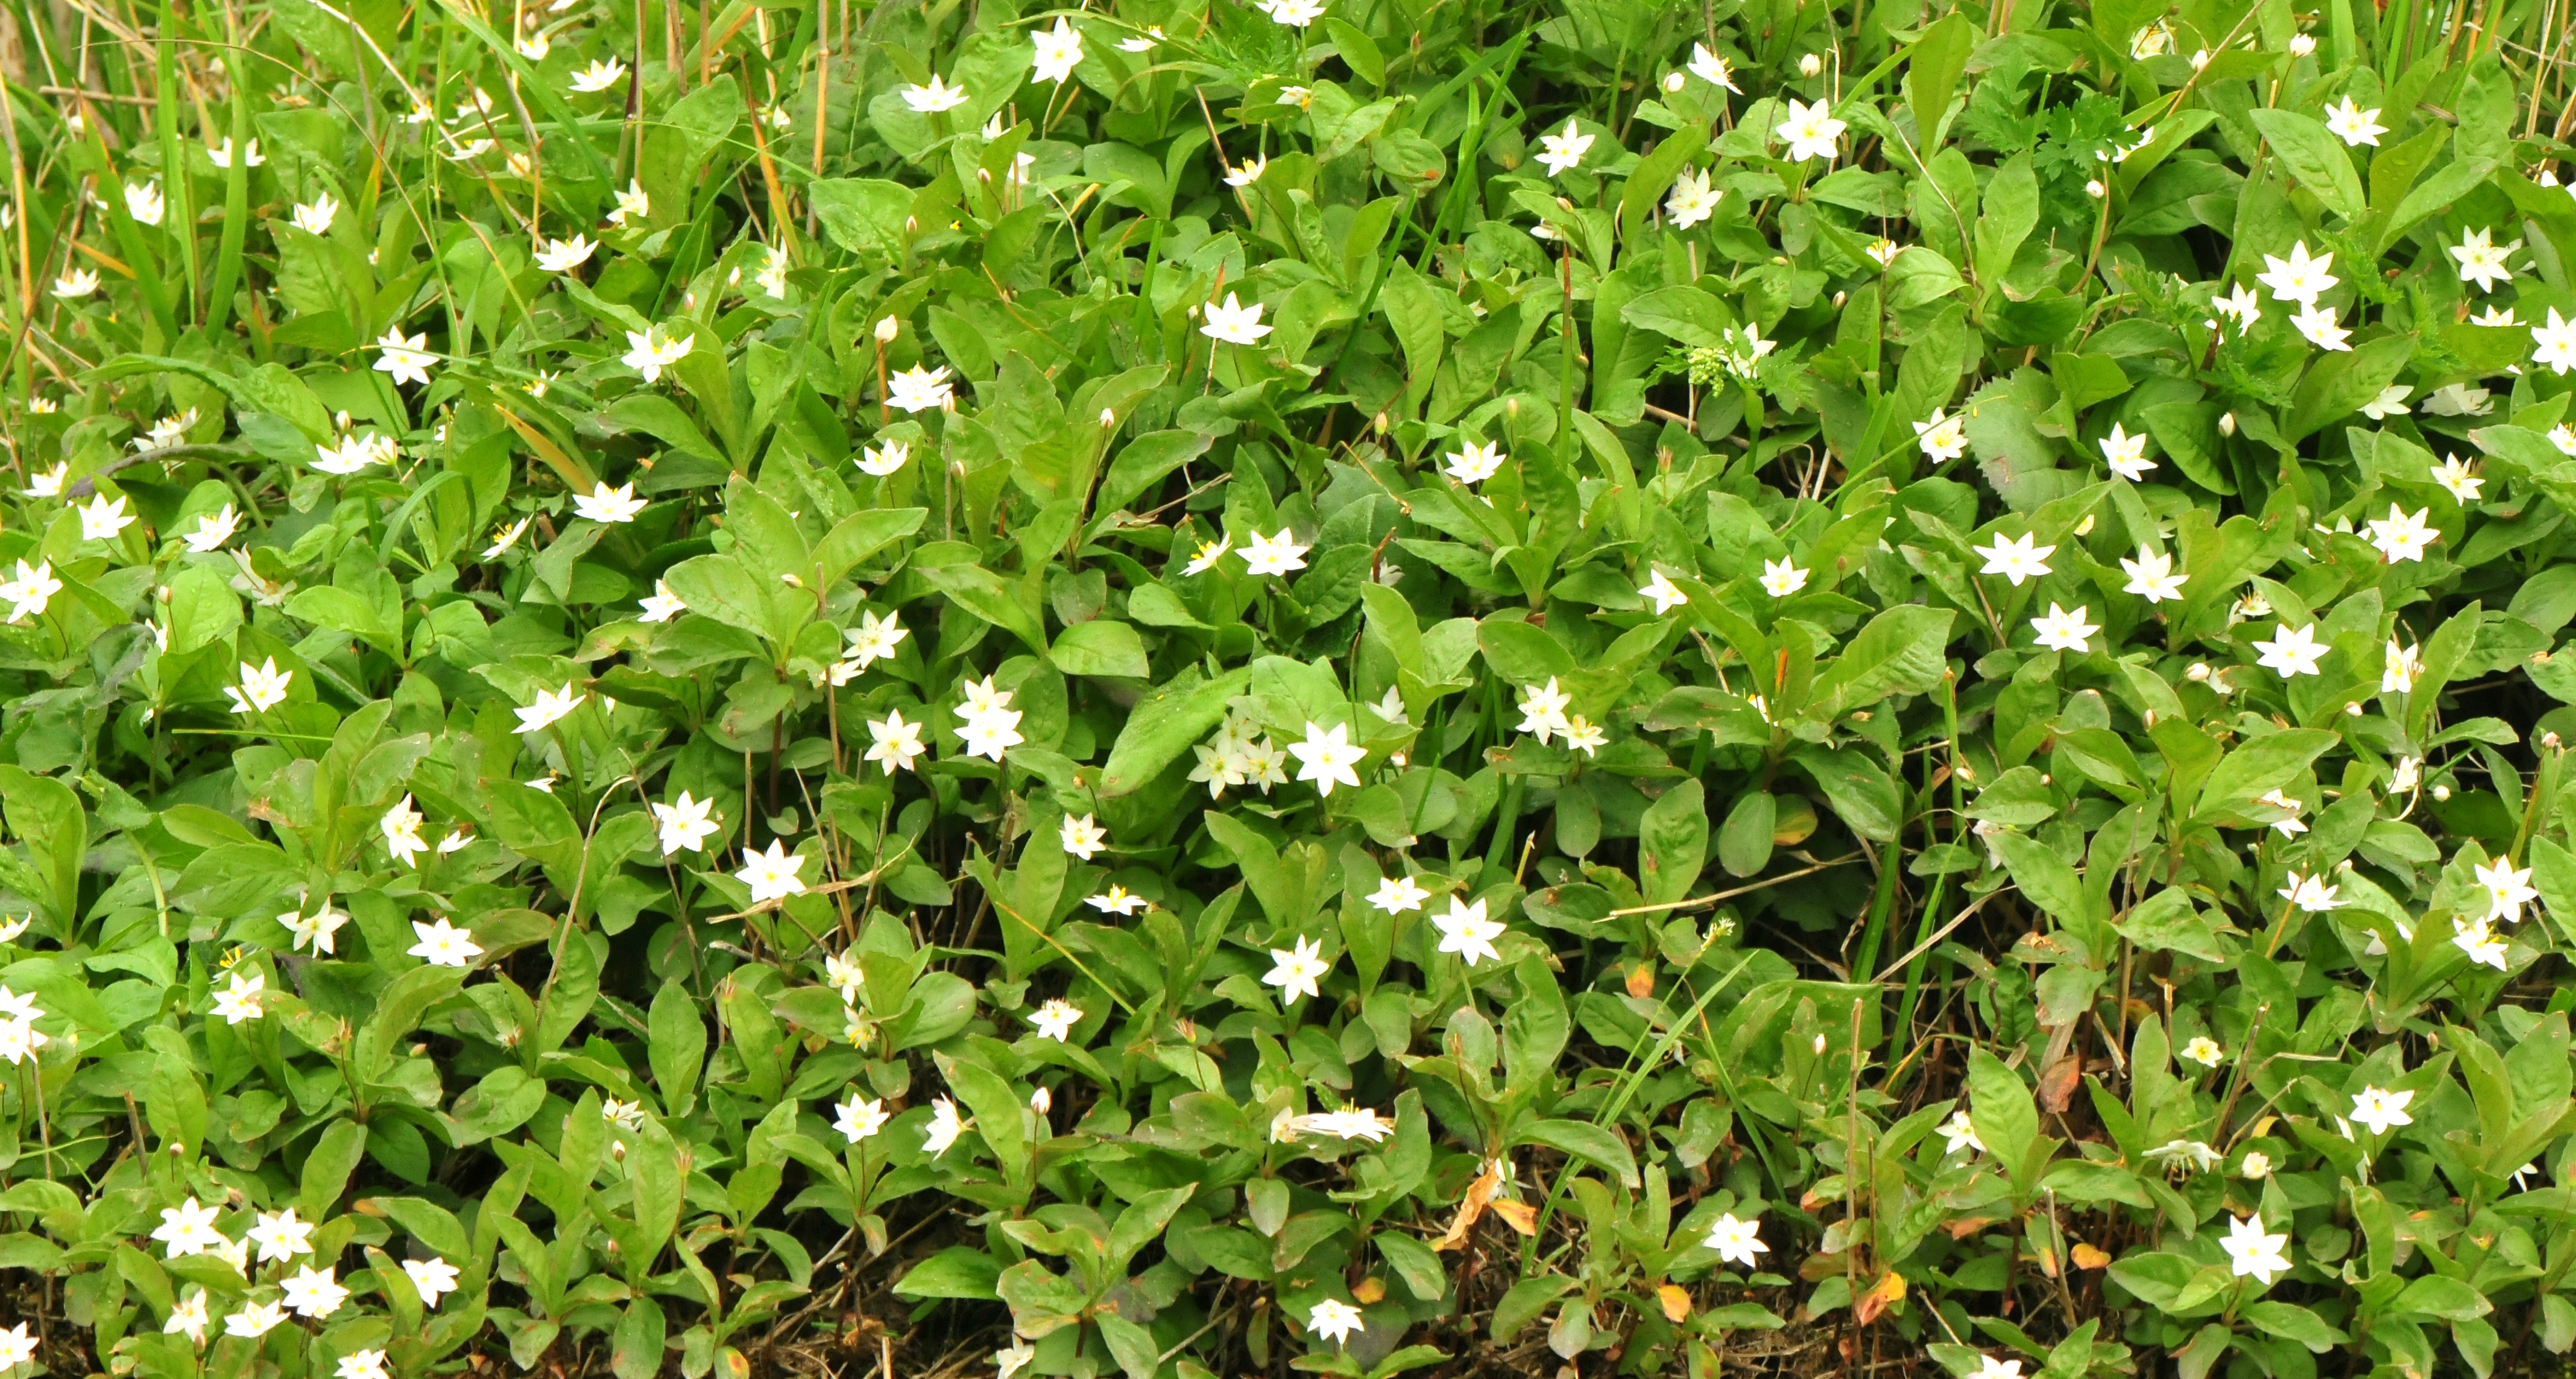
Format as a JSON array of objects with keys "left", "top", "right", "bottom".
[{"left": 5, "top": 0, "right": 2576, "bottom": 1374}]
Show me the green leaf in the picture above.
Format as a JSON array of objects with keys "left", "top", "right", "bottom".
[
  {"left": 2248, "top": 108, "right": 2364, "bottom": 219},
  {"left": 1810, "top": 605, "right": 1956, "bottom": 720},
  {"left": 892, "top": 1246, "right": 1004, "bottom": 1299},
  {"left": 1638, "top": 779, "right": 1708, "bottom": 906},
  {"left": 1049, "top": 619, "right": 1150, "bottom": 679},
  {"left": 1717, "top": 789, "right": 1776, "bottom": 878},
  {"left": 1099, "top": 668, "right": 1252, "bottom": 796},
  {"left": 1516, "top": 1119, "right": 1640, "bottom": 1187},
  {"left": 1966, "top": 1047, "right": 2039, "bottom": 1186},
  {"left": 649, "top": 980, "right": 707, "bottom": 1120}
]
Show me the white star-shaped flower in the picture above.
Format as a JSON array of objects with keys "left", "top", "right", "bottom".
[
  {"left": 2450, "top": 227, "right": 2520, "bottom": 292},
  {"left": 1240, "top": 528, "right": 1309, "bottom": 576},
  {"left": 291, "top": 191, "right": 338, "bottom": 235},
  {"left": 1444, "top": 440, "right": 1506, "bottom": 485},
  {"left": 2534, "top": 308, "right": 2576, "bottom": 374},
  {"left": 1638, "top": 569, "right": 1687, "bottom": 615},
  {"left": 534, "top": 233, "right": 597, "bottom": 273},
  {"left": 1774, "top": 98, "right": 1844, "bottom": 162},
  {"left": 1308, "top": 1298, "right": 1364, "bottom": 1343},
  {"left": 735, "top": 840, "right": 809, "bottom": 904},
  {"left": 835, "top": 1094, "right": 890, "bottom": 1143},
  {"left": 2323, "top": 96, "right": 2386, "bottom": 147},
  {"left": 605, "top": 178, "right": 651, "bottom": 226},
  {"left": 153, "top": 1199, "right": 227, "bottom": 1259},
  {"left": 2253, "top": 622, "right": 2328, "bottom": 678},
  {"left": 1687, "top": 42, "right": 1738, "bottom": 90},
  {"left": 482, "top": 517, "right": 532, "bottom": 558},
  {"left": 1031, "top": 17, "right": 1082, "bottom": 81},
  {"left": 570, "top": 57, "right": 628, "bottom": 92},
  {"left": 224, "top": 658, "right": 292, "bottom": 715},
  {"left": 2098, "top": 423, "right": 2154, "bottom": 481},
  {"left": 2477, "top": 857, "right": 2537, "bottom": 923},
  {"left": 857, "top": 440, "right": 910, "bottom": 476},
  {"left": 1974, "top": 531, "right": 2054, "bottom": 585},
  {"left": 407, "top": 917, "right": 482, "bottom": 967},
  {"left": 1087, "top": 883, "right": 1149, "bottom": 915},
  {"left": 1758, "top": 558, "right": 1808, "bottom": 598},
  {"left": 1287, "top": 721, "right": 1367, "bottom": 796},
  {"left": 2291, "top": 301, "right": 2351, "bottom": 352},
  {"left": 2181, "top": 1036, "right": 2226, "bottom": 1066},
  {"left": 380, "top": 794, "right": 428, "bottom": 866},
  {"left": 2028, "top": 603, "right": 2098, "bottom": 653},
  {"left": 2366, "top": 505, "right": 2436, "bottom": 563},
  {"left": 1201, "top": 292, "right": 1272, "bottom": 345},
  {"left": 403, "top": 1257, "right": 460, "bottom": 1308},
  {"left": 1665, "top": 167, "right": 1721, "bottom": 227},
  {"left": 901, "top": 75, "right": 970, "bottom": 112},
  {"left": 2350, "top": 1084, "right": 2413, "bottom": 1135},
  {"left": 224, "top": 1301, "right": 288, "bottom": 1339},
  {"left": 923, "top": 1096, "right": 968, "bottom": 1155},
  {"left": 1536, "top": 118, "right": 1594, "bottom": 176},
  {"left": 1369, "top": 875, "right": 1430, "bottom": 913},
  {"left": 373, "top": 326, "right": 437, "bottom": 386},
  {"left": 280, "top": 1264, "right": 350, "bottom": 1318},
  {"left": 621, "top": 324, "right": 695, "bottom": 382},
  {"left": 573, "top": 481, "right": 648, "bottom": 523},
  {"left": 78, "top": 492, "right": 134, "bottom": 542},
  {"left": 867, "top": 709, "right": 927, "bottom": 775},
  {"left": 1263, "top": 935, "right": 1331, "bottom": 1003},
  {"left": 1432, "top": 895, "right": 1504, "bottom": 966},
  {"left": 637, "top": 579, "right": 687, "bottom": 623},
  {"left": 248, "top": 1207, "right": 315, "bottom": 1263},
  {"left": 1702, "top": 1212, "right": 1767, "bottom": 1267},
  {"left": 2220, "top": 1214, "right": 2291, "bottom": 1283},
  {"left": 183, "top": 503, "right": 242, "bottom": 552},
  {"left": 1027, "top": 997, "right": 1083, "bottom": 1041},
  {"left": 516, "top": 683, "right": 585, "bottom": 733},
  {"left": 1060, "top": 813, "right": 1108, "bottom": 860},
  {"left": 209, "top": 971, "right": 265, "bottom": 1024},
  {"left": 2361, "top": 383, "right": 2411, "bottom": 419},
  {"left": 2256, "top": 241, "right": 2337, "bottom": 305},
  {"left": 1938, "top": 1109, "right": 1983, "bottom": 1156},
  {"left": 2119, "top": 547, "right": 2186, "bottom": 602},
  {"left": 1517, "top": 677, "right": 1572, "bottom": 742},
  {"left": 886, "top": 364, "right": 955, "bottom": 412},
  {"left": 652, "top": 790, "right": 722, "bottom": 855}
]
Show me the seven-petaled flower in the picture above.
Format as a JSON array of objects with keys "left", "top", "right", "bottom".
[
  {"left": 2221, "top": 1214, "right": 2291, "bottom": 1283},
  {"left": 2350, "top": 1084, "right": 2413, "bottom": 1135},
  {"left": 736, "top": 840, "right": 810, "bottom": 904},
  {"left": 2323, "top": 96, "right": 2386, "bottom": 147},
  {"left": 1703, "top": 1212, "right": 1767, "bottom": 1267},
  {"left": 2120, "top": 547, "right": 2187, "bottom": 602},
  {"left": 1974, "top": 531, "right": 2054, "bottom": 585},
  {"left": 1201, "top": 292, "right": 1272, "bottom": 345},
  {"left": 408, "top": 917, "right": 482, "bottom": 967},
  {"left": 2029, "top": 603, "right": 2098, "bottom": 653},
  {"left": 1432, "top": 895, "right": 1504, "bottom": 965},
  {"left": 1773, "top": 98, "right": 1844, "bottom": 161},
  {"left": 1535, "top": 119, "right": 1594, "bottom": 176},
  {"left": 2253, "top": 622, "right": 2328, "bottom": 678},
  {"left": 1264, "top": 935, "right": 1332, "bottom": 1003}
]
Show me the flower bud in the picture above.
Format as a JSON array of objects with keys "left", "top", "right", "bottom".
[
  {"left": 876, "top": 315, "right": 899, "bottom": 342},
  {"left": 2288, "top": 33, "right": 2315, "bottom": 55},
  {"left": 1799, "top": 53, "right": 1822, "bottom": 77},
  {"left": 1663, "top": 72, "right": 1684, "bottom": 92},
  {"left": 2219, "top": 412, "right": 2237, "bottom": 436}
]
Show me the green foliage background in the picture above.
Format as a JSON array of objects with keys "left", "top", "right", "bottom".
[{"left": 2, "top": 0, "right": 2576, "bottom": 1374}]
